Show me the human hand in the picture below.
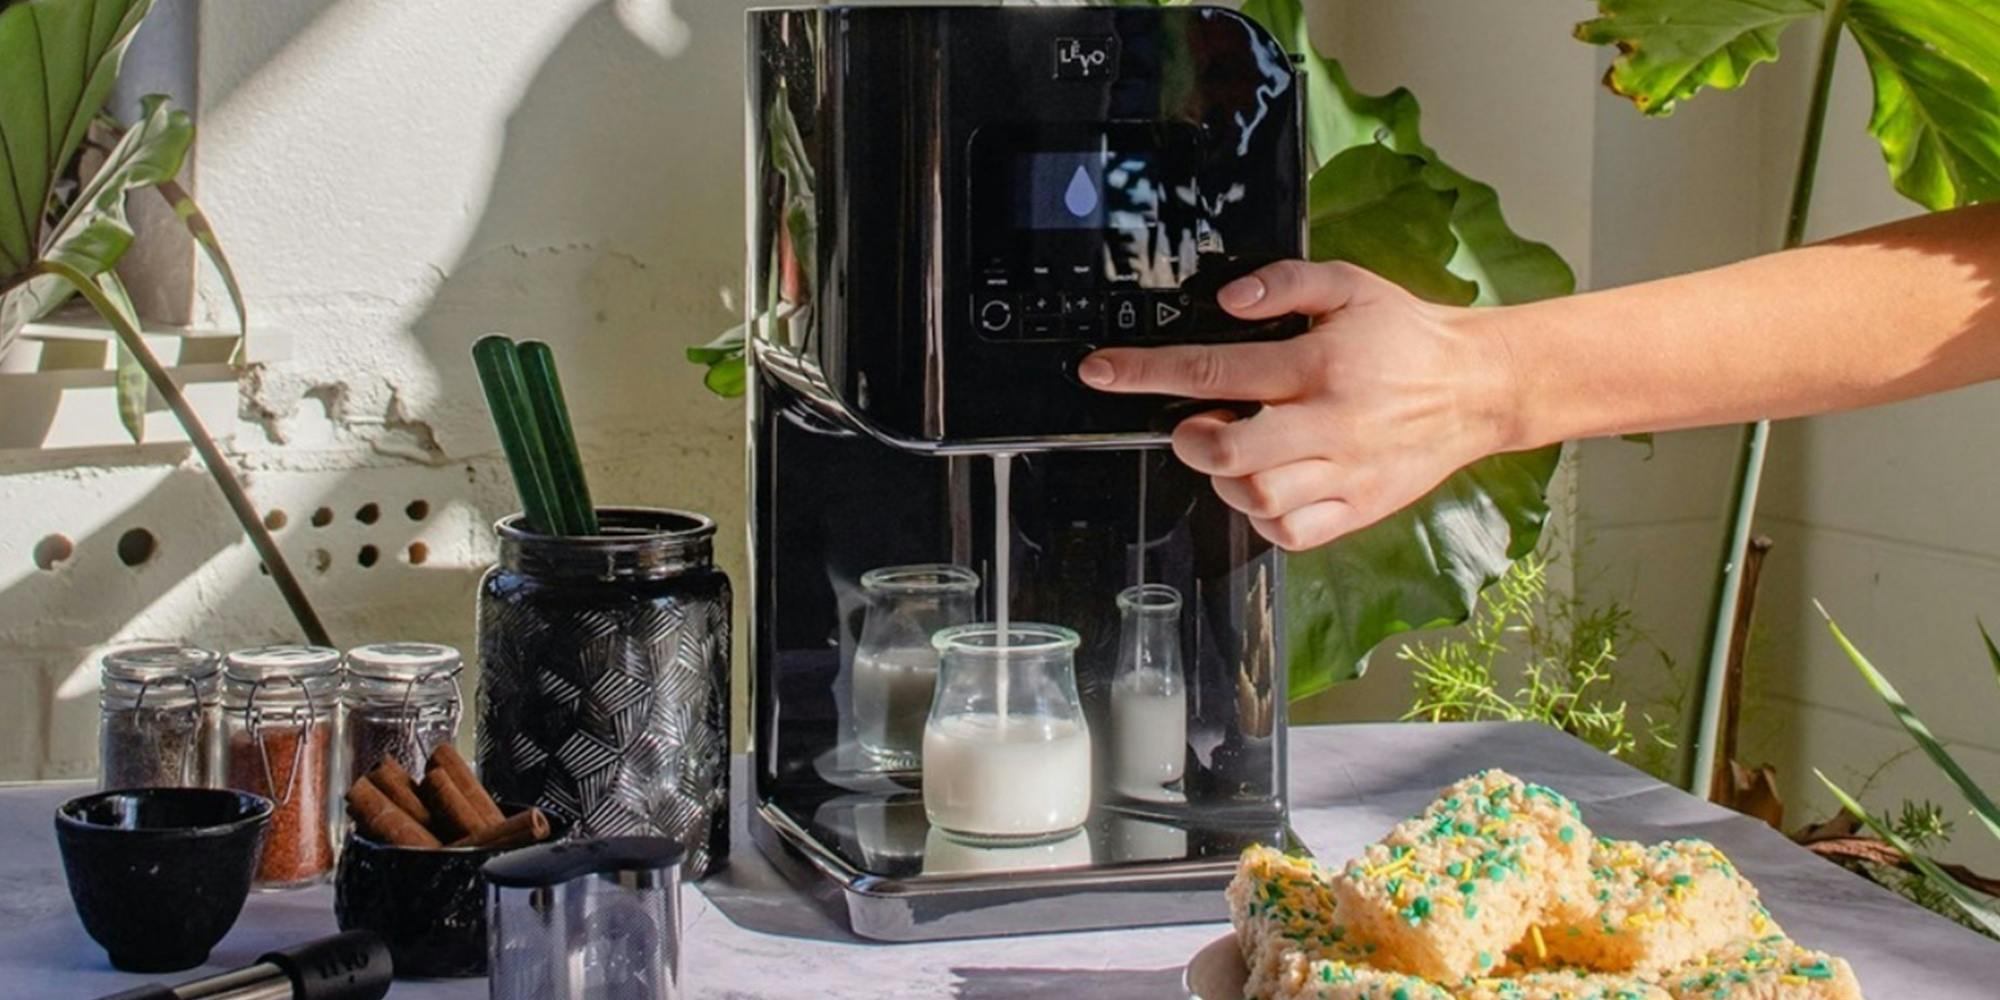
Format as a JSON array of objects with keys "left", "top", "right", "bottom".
[{"left": 1078, "top": 261, "right": 1520, "bottom": 551}]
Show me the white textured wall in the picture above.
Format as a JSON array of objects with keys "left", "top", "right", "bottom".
[{"left": 0, "top": 0, "right": 751, "bottom": 777}]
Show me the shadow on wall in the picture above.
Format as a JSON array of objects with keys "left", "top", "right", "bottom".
[
  {"left": 406, "top": 0, "right": 743, "bottom": 445},
  {"left": 3, "top": 0, "right": 747, "bottom": 777}
]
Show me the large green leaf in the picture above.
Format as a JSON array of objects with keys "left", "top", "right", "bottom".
[
  {"left": 0, "top": 0, "right": 152, "bottom": 314},
  {"left": 1575, "top": 0, "right": 1824, "bottom": 116},
  {"left": 1287, "top": 448, "right": 1563, "bottom": 702},
  {"left": 1237, "top": 0, "right": 1573, "bottom": 696},
  {"left": 42, "top": 96, "right": 191, "bottom": 281},
  {"left": 1307, "top": 145, "right": 1475, "bottom": 306},
  {"left": 0, "top": 0, "right": 156, "bottom": 364},
  {"left": 1249, "top": 0, "right": 1575, "bottom": 306},
  {"left": 1577, "top": 0, "right": 2000, "bottom": 210},
  {"left": 4, "top": 94, "right": 193, "bottom": 440},
  {"left": 1845, "top": 0, "right": 2000, "bottom": 209}
]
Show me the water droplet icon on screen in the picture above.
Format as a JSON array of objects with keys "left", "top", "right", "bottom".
[{"left": 1063, "top": 164, "right": 1099, "bottom": 218}]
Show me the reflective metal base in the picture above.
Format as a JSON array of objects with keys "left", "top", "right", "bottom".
[{"left": 751, "top": 799, "right": 1277, "bottom": 942}]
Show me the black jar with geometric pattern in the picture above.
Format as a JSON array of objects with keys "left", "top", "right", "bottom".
[{"left": 475, "top": 507, "right": 731, "bottom": 877}]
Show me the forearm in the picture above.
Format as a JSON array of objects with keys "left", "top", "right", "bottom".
[{"left": 1490, "top": 204, "right": 2000, "bottom": 450}]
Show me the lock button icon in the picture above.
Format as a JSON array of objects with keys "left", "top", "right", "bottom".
[{"left": 1109, "top": 292, "right": 1147, "bottom": 339}]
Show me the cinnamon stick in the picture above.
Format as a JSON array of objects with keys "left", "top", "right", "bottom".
[
  {"left": 346, "top": 775, "right": 441, "bottom": 848},
  {"left": 429, "top": 743, "right": 505, "bottom": 829},
  {"left": 367, "top": 757, "right": 431, "bottom": 828},
  {"left": 419, "top": 766, "right": 486, "bottom": 841},
  {"left": 449, "top": 807, "right": 551, "bottom": 851}
]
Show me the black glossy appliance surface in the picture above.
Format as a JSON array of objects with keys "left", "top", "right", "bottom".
[{"left": 747, "top": 4, "right": 1301, "bottom": 940}]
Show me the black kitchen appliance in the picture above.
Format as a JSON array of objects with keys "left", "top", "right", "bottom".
[{"left": 747, "top": 3, "right": 1305, "bottom": 940}]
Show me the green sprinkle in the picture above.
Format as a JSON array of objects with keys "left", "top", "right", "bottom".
[{"left": 1559, "top": 826, "right": 1575, "bottom": 844}]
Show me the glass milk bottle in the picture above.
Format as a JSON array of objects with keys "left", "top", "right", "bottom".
[
  {"left": 922, "top": 623, "right": 1092, "bottom": 842},
  {"left": 1109, "top": 584, "right": 1187, "bottom": 799},
  {"left": 852, "top": 564, "right": 979, "bottom": 769}
]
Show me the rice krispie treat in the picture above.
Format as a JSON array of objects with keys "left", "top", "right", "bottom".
[
  {"left": 1661, "top": 936, "right": 1863, "bottom": 1000},
  {"left": 1524, "top": 839, "right": 1780, "bottom": 974},
  {"left": 1262, "top": 953, "right": 1455, "bottom": 1000},
  {"left": 1231, "top": 846, "right": 1354, "bottom": 958},
  {"left": 1455, "top": 969, "right": 1670, "bottom": 1000},
  {"left": 1331, "top": 770, "right": 1596, "bottom": 981},
  {"left": 1231, "top": 846, "right": 1373, "bottom": 999}
]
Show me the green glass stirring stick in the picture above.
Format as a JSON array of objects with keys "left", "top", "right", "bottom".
[
  {"left": 472, "top": 334, "right": 568, "bottom": 535},
  {"left": 517, "top": 340, "right": 598, "bottom": 535}
]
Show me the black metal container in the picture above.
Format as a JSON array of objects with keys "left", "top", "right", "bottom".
[
  {"left": 475, "top": 507, "right": 731, "bottom": 877},
  {"left": 333, "top": 805, "right": 566, "bottom": 978}
]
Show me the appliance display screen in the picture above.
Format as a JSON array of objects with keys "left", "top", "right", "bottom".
[
  {"left": 969, "top": 122, "right": 1204, "bottom": 291},
  {"left": 1012, "top": 149, "right": 1166, "bottom": 232}
]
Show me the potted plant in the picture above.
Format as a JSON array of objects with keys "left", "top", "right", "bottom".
[{"left": 0, "top": 0, "right": 327, "bottom": 643}]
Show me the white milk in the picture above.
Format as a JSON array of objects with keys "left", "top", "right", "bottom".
[
  {"left": 923, "top": 826, "right": 1092, "bottom": 875},
  {"left": 1110, "top": 673, "right": 1186, "bottom": 795},
  {"left": 853, "top": 647, "right": 939, "bottom": 764},
  {"left": 922, "top": 712, "right": 1091, "bottom": 839}
]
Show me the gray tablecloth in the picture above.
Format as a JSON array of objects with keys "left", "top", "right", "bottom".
[{"left": 3, "top": 722, "right": 1993, "bottom": 998}]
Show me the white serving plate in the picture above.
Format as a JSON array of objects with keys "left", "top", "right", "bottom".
[{"left": 1184, "top": 931, "right": 1248, "bottom": 1000}]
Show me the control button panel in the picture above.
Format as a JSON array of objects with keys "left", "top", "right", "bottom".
[{"left": 971, "top": 286, "right": 1239, "bottom": 344}]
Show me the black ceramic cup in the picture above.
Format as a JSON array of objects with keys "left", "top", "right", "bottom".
[
  {"left": 334, "top": 805, "right": 562, "bottom": 978},
  {"left": 55, "top": 787, "right": 272, "bottom": 972}
]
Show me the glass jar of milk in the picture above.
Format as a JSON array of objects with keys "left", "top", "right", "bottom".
[
  {"left": 922, "top": 623, "right": 1092, "bottom": 843},
  {"left": 853, "top": 564, "right": 980, "bottom": 770},
  {"left": 1110, "top": 584, "right": 1187, "bottom": 800}
]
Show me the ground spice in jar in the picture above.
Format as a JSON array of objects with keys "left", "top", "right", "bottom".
[
  {"left": 347, "top": 713, "right": 455, "bottom": 780},
  {"left": 342, "top": 642, "right": 462, "bottom": 779},
  {"left": 220, "top": 643, "right": 344, "bottom": 890},
  {"left": 228, "top": 719, "right": 335, "bottom": 886},
  {"left": 102, "top": 706, "right": 211, "bottom": 788},
  {"left": 98, "top": 645, "right": 221, "bottom": 790}
]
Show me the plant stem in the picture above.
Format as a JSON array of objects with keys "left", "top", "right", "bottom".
[
  {"left": 43, "top": 262, "right": 333, "bottom": 647},
  {"left": 1689, "top": 0, "right": 1850, "bottom": 799}
]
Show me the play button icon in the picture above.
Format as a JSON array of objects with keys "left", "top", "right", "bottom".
[{"left": 1152, "top": 293, "right": 1191, "bottom": 335}]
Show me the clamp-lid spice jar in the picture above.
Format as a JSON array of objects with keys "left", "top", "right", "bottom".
[
  {"left": 343, "top": 642, "right": 461, "bottom": 779},
  {"left": 98, "top": 644, "right": 222, "bottom": 791},
  {"left": 222, "top": 644, "right": 343, "bottom": 889}
]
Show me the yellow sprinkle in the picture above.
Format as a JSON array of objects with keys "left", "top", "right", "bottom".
[
  {"left": 1782, "top": 975, "right": 1807, "bottom": 985},
  {"left": 1368, "top": 856, "right": 1415, "bottom": 880},
  {"left": 1530, "top": 925, "right": 1547, "bottom": 961}
]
